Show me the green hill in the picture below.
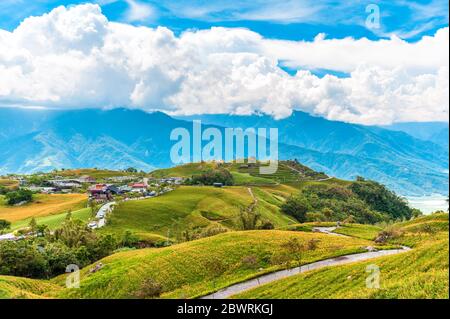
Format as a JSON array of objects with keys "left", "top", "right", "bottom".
[
  {"left": 52, "top": 230, "right": 370, "bottom": 299},
  {"left": 100, "top": 185, "right": 297, "bottom": 244},
  {"left": 234, "top": 213, "right": 449, "bottom": 299}
]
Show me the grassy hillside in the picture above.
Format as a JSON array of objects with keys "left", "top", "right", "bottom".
[
  {"left": 150, "top": 161, "right": 331, "bottom": 186},
  {"left": 100, "top": 185, "right": 297, "bottom": 243},
  {"left": 51, "top": 230, "right": 370, "bottom": 299},
  {"left": 0, "top": 193, "right": 86, "bottom": 223},
  {"left": 10, "top": 207, "right": 91, "bottom": 231},
  {"left": 0, "top": 276, "right": 60, "bottom": 299},
  {"left": 234, "top": 214, "right": 449, "bottom": 299},
  {"left": 333, "top": 224, "right": 382, "bottom": 240},
  {"left": 0, "top": 179, "right": 19, "bottom": 189}
]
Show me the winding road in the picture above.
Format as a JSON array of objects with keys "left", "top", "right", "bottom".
[{"left": 200, "top": 227, "right": 411, "bottom": 299}]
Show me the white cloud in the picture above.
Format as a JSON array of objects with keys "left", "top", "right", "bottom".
[
  {"left": 0, "top": 4, "right": 448, "bottom": 125},
  {"left": 124, "top": 0, "right": 156, "bottom": 22}
]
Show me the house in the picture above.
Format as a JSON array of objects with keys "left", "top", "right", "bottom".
[
  {"left": 130, "top": 183, "right": 147, "bottom": 193},
  {"left": 78, "top": 175, "right": 96, "bottom": 184},
  {"left": 118, "top": 185, "right": 133, "bottom": 193},
  {"left": 89, "top": 184, "right": 113, "bottom": 201},
  {"left": 50, "top": 179, "right": 82, "bottom": 189},
  {"left": 106, "top": 185, "right": 121, "bottom": 195},
  {"left": 213, "top": 182, "right": 224, "bottom": 188}
]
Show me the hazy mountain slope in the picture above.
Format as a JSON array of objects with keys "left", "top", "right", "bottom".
[
  {"left": 0, "top": 108, "right": 448, "bottom": 195},
  {"left": 382, "top": 122, "right": 449, "bottom": 149}
]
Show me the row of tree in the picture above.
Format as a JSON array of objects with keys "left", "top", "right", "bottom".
[{"left": 280, "top": 178, "right": 420, "bottom": 224}]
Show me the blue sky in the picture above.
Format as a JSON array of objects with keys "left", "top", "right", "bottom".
[
  {"left": 0, "top": 0, "right": 448, "bottom": 41},
  {"left": 0, "top": 1, "right": 448, "bottom": 124}
]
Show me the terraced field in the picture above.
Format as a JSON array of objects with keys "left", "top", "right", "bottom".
[
  {"left": 10, "top": 207, "right": 91, "bottom": 231},
  {"left": 100, "top": 185, "right": 297, "bottom": 242},
  {"left": 0, "top": 179, "right": 19, "bottom": 189},
  {"left": 51, "top": 230, "right": 371, "bottom": 299},
  {"left": 0, "top": 193, "right": 87, "bottom": 223}
]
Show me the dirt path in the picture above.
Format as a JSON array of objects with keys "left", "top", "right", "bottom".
[{"left": 200, "top": 245, "right": 411, "bottom": 299}]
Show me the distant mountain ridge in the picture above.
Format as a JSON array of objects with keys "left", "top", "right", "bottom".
[
  {"left": 382, "top": 122, "right": 449, "bottom": 149},
  {"left": 0, "top": 107, "right": 448, "bottom": 196}
]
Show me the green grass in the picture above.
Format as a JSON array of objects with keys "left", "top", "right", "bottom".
[
  {"left": 0, "top": 276, "right": 60, "bottom": 299},
  {"left": 150, "top": 162, "right": 218, "bottom": 178},
  {"left": 100, "top": 186, "right": 296, "bottom": 242},
  {"left": 333, "top": 224, "right": 382, "bottom": 240},
  {"left": 234, "top": 214, "right": 449, "bottom": 299},
  {"left": 50, "top": 230, "right": 370, "bottom": 299},
  {"left": 230, "top": 171, "right": 276, "bottom": 186},
  {"left": 10, "top": 207, "right": 91, "bottom": 231}
]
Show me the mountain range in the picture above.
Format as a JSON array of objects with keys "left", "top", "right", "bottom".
[{"left": 0, "top": 107, "right": 448, "bottom": 196}]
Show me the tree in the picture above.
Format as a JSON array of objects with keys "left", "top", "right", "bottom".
[
  {"left": 281, "top": 196, "right": 309, "bottom": 223},
  {"left": 125, "top": 167, "right": 138, "bottom": 173},
  {"left": 321, "top": 208, "right": 334, "bottom": 221},
  {"left": 5, "top": 189, "right": 33, "bottom": 206},
  {"left": 29, "top": 217, "right": 38, "bottom": 233},
  {"left": 0, "top": 219, "right": 11, "bottom": 232},
  {"left": 89, "top": 200, "right": 98, "bottom": 218},
  {"left": 237, "top": 207, "right": 261, "bottom": 230}
]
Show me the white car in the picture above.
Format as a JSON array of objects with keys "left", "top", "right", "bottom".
[{"left": 88, "top": 221, "right": 98, "bottom": 229}]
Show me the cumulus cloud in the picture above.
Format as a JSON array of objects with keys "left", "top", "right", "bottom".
[{"left": 0, "top": 4, "right": 448, "bottom": 124}]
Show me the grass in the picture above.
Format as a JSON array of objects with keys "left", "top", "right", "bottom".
[
  {"left": 0, "top": 193, "right": 87, "bottom": 223},
  {"left": 0, "top": 179, "right": 19, "bottom": 189},
  {"left": 234, "top": 214, "right": 449, "bottom": 299},
  {"left": 50, "top": 230, "right": 370, "bottom": 299},
  {"left": 150, "top": 162, "right": 218, "bottom": 178},
  {"left": 333, "top": 224, "right": 382, "bottom": 240},
  {"left": 0, "top": 276, "right": 60, "bottom": 299},
  {"left": 10, "top": 207, "right": 91, "bottom": 231},
  {"left": 100, "top": 186, "right": 296, "bottom": 242}
]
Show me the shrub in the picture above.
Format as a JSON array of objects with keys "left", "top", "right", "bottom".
[
  {"left": 0, "top": 219, "right": 11, "bottom": 231},
  {"left": 281, "top": 196, "right": 309, "bottom": 223},
  {"left": 375, "top": 226, "right": 403, "bottom": 243},
  {"left": 187, "top": 169, "right": 234, "bottom": 186},
  {"left": 4, "top": 189, "right": 33, "bottom": 205},
  {"left": 134, "top": 278, "right": 163, "bottom": 299},
  {"left": 258, "top": 219, "right": 275, "bottom": 230},
  {"left": 241, "top": 254, "right": 259, "bottom": 269}
]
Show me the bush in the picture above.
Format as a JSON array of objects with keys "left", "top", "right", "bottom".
[
  {"left": 258, "top": 220, "right": 275, "bottom": 230},
  {"left": 134, "top": 278, "right": 163, "bottom": 299},
  {"left": 374, "top": 226, "right": 403, "bottom": 243},
  {"left": 4, "top": 189, "right": 33, "bottom": 205},
  {"left": 187, "top": 169, "right": 234, "bottom": 186},
  {"left": 281, "top": 196, "right": 309, "bottom": 223},
  {"left": 0, "top": 219, "right": 11, "bottom": 231}
]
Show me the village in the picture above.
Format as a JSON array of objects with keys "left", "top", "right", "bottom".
[{"left": 0, "top": 170, "right": 188, "bottom": 239}]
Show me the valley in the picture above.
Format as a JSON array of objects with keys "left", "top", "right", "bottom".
[{"left": 0, "top": 161, "right": 447, "bottom": 299}]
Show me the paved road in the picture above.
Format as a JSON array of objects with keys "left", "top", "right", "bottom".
[
  {"left": 200, "top": 246, "right": 411, "bottom": 299},
  {"left": 0, "top": 233, "right": 16, "bottom": 241}
]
